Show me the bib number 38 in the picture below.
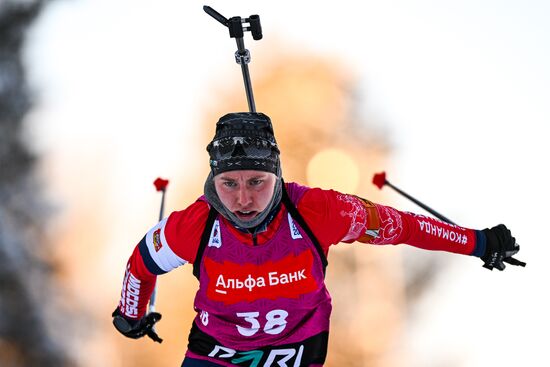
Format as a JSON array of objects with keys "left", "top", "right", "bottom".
[{"left": 236, "top": 309, "right": 288, "bottom": 336}]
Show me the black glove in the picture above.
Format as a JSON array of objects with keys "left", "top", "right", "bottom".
[
  {"left": 112, "top": 307, "right": 163, "bottom": 343},
  {"left": 481, "top": 224, "right": 526, "bottom": 271}
]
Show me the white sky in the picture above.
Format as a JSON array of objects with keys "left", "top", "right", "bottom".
[{"left": 24, "top": 0, "right": 550, "bottom": 366}]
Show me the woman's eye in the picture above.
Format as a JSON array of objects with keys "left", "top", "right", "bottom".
[
  {"left": 250, "top": 179, "right": 263, "bottom": 186},
  {"left": 224, "top": 181, "right": 236, "bottom": 188}
]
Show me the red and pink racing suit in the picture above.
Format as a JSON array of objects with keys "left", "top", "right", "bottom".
[{"left": 116, "top": 182, "right": 481, "bottom": 366}]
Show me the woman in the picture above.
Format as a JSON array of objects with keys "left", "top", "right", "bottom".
[{"left": 113, "top": 112, "right": 521, "bottom": 367}]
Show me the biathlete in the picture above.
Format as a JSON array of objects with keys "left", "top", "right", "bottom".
[{"left": 113, "top": 112, "right": 522, "bottom": 367}]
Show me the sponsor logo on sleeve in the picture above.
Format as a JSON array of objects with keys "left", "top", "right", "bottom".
[
  {"left": 152, "top": 228, "right": 163, "bottom": 252},
  {"left": 121, "top": 268, "right": 141, "bottom": 317},
  {"left": 417, "top": 218, "right": 469, "bottom": 245}
]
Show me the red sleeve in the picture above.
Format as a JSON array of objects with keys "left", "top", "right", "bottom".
[
  {"left": 370, "top": 204, "right": 477, "bottom": 255},
  {"left": 297, "top": 188, "right": 477, "bottom": 256},
  {"left": 116, "top": 246, "right": 157, "bottom": 320},
  {"left": 296, "top": 188, "right": 365, "bottom": 253},
  {"left": 164, "top": 200, "right": 210, "bottom": 263},
  {"left": 116, "top": 199, "right": 209, "bottom": 319}
]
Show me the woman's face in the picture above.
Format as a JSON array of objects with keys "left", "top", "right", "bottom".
[{"left": 213, "top": 170, "right": 276, "bottom": 222}]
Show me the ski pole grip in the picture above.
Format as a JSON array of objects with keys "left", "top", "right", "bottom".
[{"left": 203, "top": 6, "right": 228, "bottom": 26}]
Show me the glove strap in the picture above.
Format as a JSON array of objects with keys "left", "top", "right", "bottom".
[
  {"left": 147, "top": 329, "right": 163, "bottom": 343},
  {"left": 503, "top": 256, "right": 526, "bottom": 267}
]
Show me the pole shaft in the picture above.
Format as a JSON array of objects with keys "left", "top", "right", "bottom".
[
  {"left": 240, "top": 63, "right": 256, "bottom": 112},
  {"left": 235, "top": 38, "right": 256, "bottom": 112},
  {"left": 149, "top": 189, "right": 166, "bottom": 312},
  {"left": 385, "top": 181, "right": 456, "bottom": 225},
  {"left": 158, "top": 190, "right": 166, "bottom": 221}
]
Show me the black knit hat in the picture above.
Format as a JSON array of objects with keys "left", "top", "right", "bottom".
[{"left": 207, "top": 112, "right": 280, "bottom": 176}]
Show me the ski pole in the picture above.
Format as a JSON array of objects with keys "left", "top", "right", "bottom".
[
  {"left": 372, "top": 172, "right": 455, "bottom": 224},
  {"left": 150, "top": 177, "right": 169, "bottom": 312},
  {"left": 147, "top": 177, "right": 169, "bottom": 342},
  {"left": 372, "top": 171, "right": 526, "bottom": 268},
  {"left": 203, "top": 5, "right": 263, "bottom": 112}
]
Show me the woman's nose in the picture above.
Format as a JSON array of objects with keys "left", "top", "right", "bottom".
[{"left": 237, "top": 186, "right": 252, "bottom": 207}]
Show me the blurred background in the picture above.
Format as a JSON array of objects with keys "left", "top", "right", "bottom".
[{"left": 1, "top": 0, "right": 548, "bottom": 366}]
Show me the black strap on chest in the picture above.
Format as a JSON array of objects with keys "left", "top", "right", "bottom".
[
  {"left": 192, "top": 181, "right": 328, "bottom": 280},
  {"left": 281, "top": 181, "right": 328, "bottom": 274},
  {"left": 193, "top": 205, "right": 219, "bottom": 279}
]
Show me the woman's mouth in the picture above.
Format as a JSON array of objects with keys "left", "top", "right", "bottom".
[{"left": 235, "top": 210, "right": 258, "bottom": 220}]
